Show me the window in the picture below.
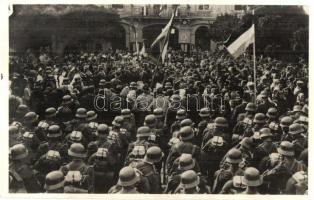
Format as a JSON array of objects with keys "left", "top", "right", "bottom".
[
  {"left": 112, "top": 4, "right": 124, "bottom": 9},
  {"left": 198, "top": 5, "right": 210, "bottom": 10}
]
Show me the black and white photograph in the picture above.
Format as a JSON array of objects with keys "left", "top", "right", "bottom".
[{"left": 7, "top": 3, "right": 309, "bottom": 195}]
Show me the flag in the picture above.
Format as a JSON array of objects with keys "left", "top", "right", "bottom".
[
  {"left": 150, "top": 10, "right": 175, "bottom": 48},
  {"left": 161, "top": 40, "right": 169, "bottom": 63},
  {"left": 210, "top": 40, "right": 217, "bottom": 52},
  {"left": 226, "top": 24, "right": 255, "bottom": 59},
  {"left": 140, "top": 42, "right": 146, "bottom": 57},
  {"left": 158, "top": 5, "right": 167, "bottom": 16}
]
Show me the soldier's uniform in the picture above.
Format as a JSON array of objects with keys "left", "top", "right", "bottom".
[
  {"left": 37, "top": 125, "right": 68, "bottom": 163},
  {"left": 220, "top": 175, "right": 246, "bottom": 194},
  {"left": 60, "top": 143, "right": 94, "bottom": 193},
  {"left": 174, "top": 170, "right": 210, "bottom": 194},
  {"left": 197, "top": 108, "right": 212, "bottom": 146},
  {"left": 132, "top": 146, "right": 163, "bottom": 194},
  {"left": 212, "top": 148, "right": 244, "bottom": 194},
  {"left": 9, "top": 144, "right": 41, "bottom": 193},
  {"left": 170, "top": 109, "right": 186, "bottom": 134}
]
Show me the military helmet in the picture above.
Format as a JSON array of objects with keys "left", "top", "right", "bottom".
[
  {"left": 243, "top": 167, "right": 263, "bottom": 187},
  {"left": 226, "top": 148, "right": 242, "bottom": 164},
  {"left": 266, "top": 107, "right": 278, "bottom": 118},
  {"left": 23, "top": 112, "right": 38, "bottom": 124},
  {"left": 136, "top": 126, "right": 151, "bottom": 137},
  {"left": 176, "top": 109, "right": 187, "bottom": 120},
  {"left": 69, "top": 131, "right": 83, "bottom": 143},
  {"left": 144, "top": 114, "right": 156, "bottom": 126},
  {"left": 68, "top": 143, "right": 87, "bottom": 158},
  {"left": 245, "top": 103, "right": 256, "bottom": 112},
  {"left": 253, "top": 113, "right": 266, "bottom": 124},
  {"left": 96, "top": 124, "right": 109, "bottom": 136},
  {"left": 259, "top": 128, "right": 272, "bottom": 139},
  {"left": 86, "top": 110, "right": 97, "bottom": 121},
  {"left": 153, "top": 108, "right": 164, "bottom": 118},
  {"left": 289, "top": 123, "right": 304, "bottom": 135},
  {"left": 179, "top": 170, "right": 200, "bottom": 189},
  {"left": 44, "top": 171, "right": 65, "bottom": 191},
  {"left": 144, "top": 146, "right": 164, "bottom": 163},
  {"left": 280, "top": 116, "right": 293, "bottom": 127},
  {"left": 278, "top": 141, "right": 295, "bottom": 156},
  {"left": 121, "top": 109, "right": 132, "bottom": 118},
  {"left": 45, "top": 107, "right": 57, "bottom": 118},
  {"left": 16, "top": 104, "right": 29, "bottom": 115},
  {"left": 180, "top": 118, "right": 194, "bottom": 127},
  {"left": 118, "top": 166, "right": 140, "bottom": 187},
  {"left": 75, "top": 108, "right": 87, "bottom": 119},
  {"left": 179, "top": 126, "right": 194, "bottom": 141},
  {"left": 199, "top": 107, "right": 210, "bottom": 117},
  {"left": 10, "top": 144, "right": 28, "bottom": 160},
  {"left": 240, "top": 137, "right": 254, "bottom": 149},
  {"left": 112, "top": 116, "right": 124, "bottom": 127},
  {"left": 214, "top": 117, "right": 228, "bottom": 128},
  {"left": 178, "top": 154, "right": 195, "bottom": 170},
  {"left": 47, "top": 125, "right": 62, "bottom": 138}
]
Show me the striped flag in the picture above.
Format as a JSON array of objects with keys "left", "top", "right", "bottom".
[
  {"left": 226, "top": 24, "right": 255, "bottom": 59},
  {"left": 150, "top": 10, "right": 175, "bottom": 48}
]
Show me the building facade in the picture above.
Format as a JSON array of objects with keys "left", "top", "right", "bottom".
[{"left": 112, "top": 4, "right": 246, "bottom": 52}]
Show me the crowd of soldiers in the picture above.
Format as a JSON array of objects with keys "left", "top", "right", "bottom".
[{"left": 8, "top": 47, "right": 308, "bottom": 194}]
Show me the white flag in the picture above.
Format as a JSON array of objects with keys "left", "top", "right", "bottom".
[{"left": 227, "top": 24, "right": 255, "bottom": 59}]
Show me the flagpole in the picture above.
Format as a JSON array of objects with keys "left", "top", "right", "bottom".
[{"left": 252, "top": 9, "right": 257, "bottom": 103}]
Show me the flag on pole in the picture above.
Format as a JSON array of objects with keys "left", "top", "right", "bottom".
[
  {"left": 150, "top": 11, "right": 175, "bottom": 48},
  {"left": 140, "top": 42, "right": 146, "bottom": 57},
  {"left": 226, "top": 24, "right": 255, "bottom": 59},
  {"left": 210, "top": 40, "right": 217, "bottom": 52},
  {"left": 161, "top": 40, "right": 168, "bottom": 63}
]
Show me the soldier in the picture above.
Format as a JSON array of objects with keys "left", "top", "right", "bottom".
[
  {"left": 60, "top": 143, "right": 94, "bottom": 193},
  {"left": 89, "top": 124, "right": 118, "bottom": 169},
  {"left": 197, "top": 108, "right": 211, "bottom": 146},
  {"left": 9, "top": 144, "right": 41, "bottom": 193},
  {"left": 37, "top": 125, "right": 68, "bottom": 162},
  {"left": 279, "top": 116, "right": 293, "bottom": 141},
  {"left": 166, "top": 126, "right": 201, "bottom": 175},
  {"left": 288, "top": 123, "right": 307, "bottom": 157},
  {"left": 22, "top": 131, "right": 40, "bottom": 165},
  {"left": 232, "top": 103, "right": 256, "bottom": 142},
  {"left": 15, "top": 104, "right": 30, "bottom": 123},
  {"left": 9, "top": 125, "right": 23, "bottom": 147},
  {"left": 86, "top": 110, "right": 98, "bottom": 141},
  {"left": 202, "top": 117, "right": 230, "bottom": 146},
  {"left": 252, "top": 128, "right": 277, "bottom": 168},
  {"left": 165, "top": 154, "right": 203, "bottom": 194},
  {"left": 22, "top": 112, "right": 39, "bottom": 133},
  {"left": 266, "top": 107, "right": 279, "bottom": 124},
  {"left": 241, "top": 167, "right": 263, "bottom": 194},
  {"left": 170, "top": 109, "right": 187, "bottom": 134},
  {"left": 213, "top": 148, "right": 244, "bottom": 193},
  {"left": 285, "top": 171, "right": 308, "bottom": 194},
  {"left": 108, "top": 166, "right": 141, "bottom": 194},
  {"left": 201, "top": 136, "right": 228, "bottom": 185},
  {"left": 174, "top": 170, "right": 210, "bottom": 194},
  {"left": 125, "top": 126, "right": 155, "bottom": 166},
  {"left": 44, "top": 171, "right": 65, "bottom": 193},
  {"left": 57, "top": 95, "right": 78, "bottom": 118},
  {"left": 143, "top": 114, "right": 160, "bottom": 144},
  {"left": 243, "top": 113, "right": 267, "bottom": 140},
  {"left": 257, "top": 90, "right": 276, "bottom": 114},
  {"left": 132, "top": 146, "right": 164, "bottom": 194},
  {"left": 121, "top": 109, "right": 136, "bottom": 140},
  {"left": 263, "top": 141, "right": 307, "bottom": 194},
  {"left": 64, "top": 171, "right": 88, "bottom": 193},
  {"left": 220, "top": 175, "right": 246, "bottom": 194},
  {"left": 72, "top": 108, "right": 93, "bottom": 143},
  {"left": 89, "top": 148, "right": 115, "bottom": 193},
  {"left": 65, "top": 131, "right": 86, "bottom": 147}
]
